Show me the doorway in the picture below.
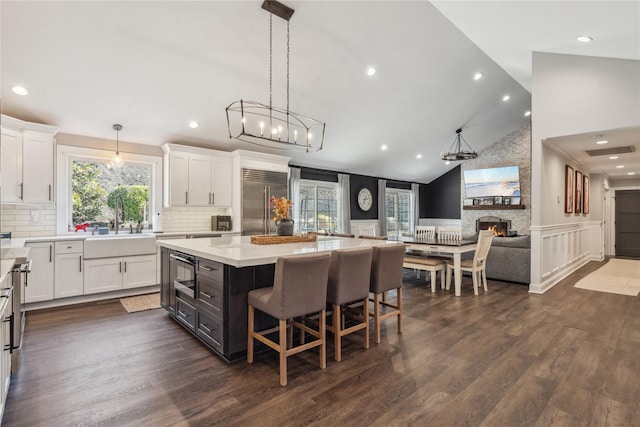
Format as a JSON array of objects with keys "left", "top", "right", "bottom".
[{"left": 615, "top": 189, "right": 640, "bottom": 257}]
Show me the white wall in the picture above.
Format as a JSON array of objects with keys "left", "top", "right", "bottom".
[{"left": 530, "top": 53, "right": 640, "bottom": 293}]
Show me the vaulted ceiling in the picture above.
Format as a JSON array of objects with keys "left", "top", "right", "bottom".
[{"left": 2, "top": 1, "right": 638, "bottom": 183}]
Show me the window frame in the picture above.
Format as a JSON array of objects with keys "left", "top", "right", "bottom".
[
  {"left": 298, "top": 179, "right": 340, "bottom": 233},
  {"left": 56, "top": 145, "right": 162, "bottom": 234},
  {"left": 385, "top": 187, "right": 413, "bottom": 238}
]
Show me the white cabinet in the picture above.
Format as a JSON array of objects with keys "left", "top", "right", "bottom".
[
  {"left": 0, "top": 128, "right": 23, "bottom": 203},
  {"left": 187, "top": 153, "right": 212, "bottom": 206},
  {"left": 211, "top": 156, "right": 232, "bottom": 207},
  {"left": 0, "top": 115, "right": 57, "bottom": 204},
  {"left": 163, "top": 144, "right": 233, "bottom": 208},
  {"left": 84, "top": 254, "right": 156, "bottom": 295},
  {"left": 25, "top": 242, "right": 55, "bottom": 303},
  {"left": 0, "top": 273, "right": 12, "bottom": 418},
  {"left": 22, "top": 131, "right": 55, "bottom": 203},
  {"left": 54, "top": 241, "right": 84, "bottom": 299}
]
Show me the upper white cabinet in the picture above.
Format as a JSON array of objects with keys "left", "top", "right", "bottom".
[
  {"left": 0, "top": 115, "right": 58, "bottom": 204},
  {"left": 162, "top": 144, "right": 233, "bottom": 208}
]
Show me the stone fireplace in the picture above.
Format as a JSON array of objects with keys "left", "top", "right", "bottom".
[{"left": 477, "top": 216, "right": 511, "bottom": 236}]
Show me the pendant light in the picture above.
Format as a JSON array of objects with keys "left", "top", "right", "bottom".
[
  {"left": 441, "top": 128, "right": 478, "bottom": 161},
  {"left": 111, "top": 124, "right": 125, "bottom": 169},
  {"left": 225, "top": 0, "right": 326, "bottom": 152}
]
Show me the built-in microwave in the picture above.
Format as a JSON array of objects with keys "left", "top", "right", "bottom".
[
  {"left": 211, "top": 215, "right": 232, "bottom": 231},
  {"left": 169, "top": 251, "right": 196, "bottom": 299}
]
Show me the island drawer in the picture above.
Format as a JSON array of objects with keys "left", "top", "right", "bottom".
[
  {"left": 176, "top": 297, "right": 196, "bottom": 331},
  {"left": 55, "top": 240, "right": 83, "bottom": 254},
  {"left": 197, "top": 258, "right": 223, "bottom": 282},
  {"left": 196, "top": 311, "right": 223, "bottom": 353},
  {"left": 197, "top": 276, "right": 223, "bottom": 318}
]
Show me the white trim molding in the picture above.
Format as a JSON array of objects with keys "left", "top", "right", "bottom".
[{"left": 529, "top": 221, "right": 603, "bottom": 294}]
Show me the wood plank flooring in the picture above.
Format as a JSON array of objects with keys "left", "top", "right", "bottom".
[{"left": 3, "top": 260, "right": 639, "bottom": 426}]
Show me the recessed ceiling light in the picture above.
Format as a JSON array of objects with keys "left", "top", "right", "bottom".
[
  {"left": 188, "top": 121, "right": 199, "bottom": 129},
  {"left": 628, "top": 172, "right": 636, "bottom": 175},
  {"left": 416, "top": 154, "right": 422, "bottom": 159},
  {"left": 524, "top": 111, "right": 531, "bottom": 117},
  {"left": 616, "top": 165, "right": 624, "bottom": 168},
  {"left": 502, "top": 95, "right": 510, "bottom": 102},
  {"left": 596, "top": 140, "right": 608, "bottom": 144},
  {"left": 577, "top": 35, "right": 593, "bottom": 43},
  {"left": 473, "top": 72, "right": 482, "bottom": 81},
  {"left": 380, "top": 144, "right": 388, "bottom": 151},
  {"left": 445, "top": 161, "right": 451, "bottom": 165},
  {"left": 366, "top": 67, "right": 376, "bottom": 76},
  {"left": 609, "top": 156, "right": 619, "bottom": 160},
  {"left": 12, "top": 85, "right": 29, "bottom": 96}
]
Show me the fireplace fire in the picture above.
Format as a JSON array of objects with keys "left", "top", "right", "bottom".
[{"left": 477, "top": 216, "right": 511, "bottom": 237}]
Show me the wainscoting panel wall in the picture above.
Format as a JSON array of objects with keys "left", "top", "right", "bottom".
[{"left": 529, "top": 221, "right": 603, "bottom": 294}]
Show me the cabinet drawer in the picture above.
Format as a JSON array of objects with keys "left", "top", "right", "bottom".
[
  {"left": 55, "top": 240, "right": 83, "bottom": 254},
  {"left": 196, "top": 311, "right": 223, "bottom": 353},
  {"left": 176, "top": 298, "right": 196, "bottom": 331},
  {"left": 197, "top": 258, "right": 223, "bottom": 282},
  {"left": 197, "top": 276, "right": 223, "bottom": 318}
]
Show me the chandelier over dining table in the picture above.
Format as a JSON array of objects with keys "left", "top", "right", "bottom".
[{"left": 226, "top": 0, "right": 325, "bottom": 152}]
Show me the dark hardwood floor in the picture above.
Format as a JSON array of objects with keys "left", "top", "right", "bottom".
[{"left": 3, "top": 260, "right": 639, "bottom": 426}]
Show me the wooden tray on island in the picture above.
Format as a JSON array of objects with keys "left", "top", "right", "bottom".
[{"left": 250, "top": 234, "right": 317, "bottom": 245}]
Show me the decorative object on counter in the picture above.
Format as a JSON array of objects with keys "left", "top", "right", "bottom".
[
  {"left": 271, "top": 196, "right": 294, "bottom": 236},
  {"left": 74, "top": 222, "right": 90, "bottom": 232},
  {"left": 110, "top": 124, "right": 125, "bottom": 169},
  {"left": 441, "top": 128, "right": 478, "bottom": 161},
  {"left": 250, "top": 234, "right": 317, "bottom": 245},
  {"left": 225, "top": 0, "right": 326, "bottom": 152}
]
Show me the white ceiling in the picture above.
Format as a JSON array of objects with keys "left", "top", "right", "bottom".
[{"left": 1, "top": 1, "right": 638, "bottom": 183}]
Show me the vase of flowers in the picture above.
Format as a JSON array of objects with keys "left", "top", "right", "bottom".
[{"left": 270, "top": 196, "right": 294, "bottom": 236}]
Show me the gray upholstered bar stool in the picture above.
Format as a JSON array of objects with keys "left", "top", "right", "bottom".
[
  {"left": 326, "top": 247, "right": 373, "bottom": 361},
  {"left": 369, "top": 244, "right": 406, "bottom": 344},
  {"left": 247, "top": 252, "right": 331, "bottom": 387}
]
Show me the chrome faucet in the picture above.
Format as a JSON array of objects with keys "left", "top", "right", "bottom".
[{"left": 114, "top": 195, "right": 124, "bottom": 234}]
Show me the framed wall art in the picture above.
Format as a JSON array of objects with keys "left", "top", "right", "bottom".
[
  {"left": 583, "top": 175, "right": 590, "bottom": 214},
  {"left": 564, "top": 165, "right": 574, "bottom": 213},
  {"left": 575, "top": 170, "right": 583, "bottom": 214}
]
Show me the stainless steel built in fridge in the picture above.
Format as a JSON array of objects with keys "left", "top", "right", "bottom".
[{"left": 241, "top": 168, "right": 288, "bottom": 235}]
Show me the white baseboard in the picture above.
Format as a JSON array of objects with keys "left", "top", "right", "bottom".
[{"left": 25, "top": 284, "right": 160, "bottom": 311}]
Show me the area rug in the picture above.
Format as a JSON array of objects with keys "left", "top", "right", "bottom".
[
  {"left": 120, "top": 293, "right": 161, "bottom": 313},
  {"left": 574, "top": 258, "right": 640, "bottom": 296}
]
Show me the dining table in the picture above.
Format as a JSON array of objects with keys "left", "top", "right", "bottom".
[{"left": 392, "top": 235, "right": 478, "bottom": 297}]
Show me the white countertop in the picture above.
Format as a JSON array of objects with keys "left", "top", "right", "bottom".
[{"left": 156, "top": 235, "right": 403, "bottom": 268}]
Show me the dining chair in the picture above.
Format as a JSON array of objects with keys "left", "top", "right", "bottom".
[
  {"left": 326, "top": 247, "right": 373, "bottom": 361},
  {"left": 247, "top": 252, "right": 331, "bottom": 386},
  {"left": 445, "top": 230, "right": 494, "bottom": 295},
  {"left": 415, "top": 225, "right": 436, "bottom": 240},
  {"left": 438, "top": 226, "right": 462, "bottom": 241},
  {"left": 369, "top": 244, "right": 405, "bottom": 344},
  {"left": 358, "top": 225, "right": 377, "bottom": 237}
]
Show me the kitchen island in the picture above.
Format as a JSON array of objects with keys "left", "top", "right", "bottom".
[{"left": 156, "top": 235, "right": 400, "bottom": 361}]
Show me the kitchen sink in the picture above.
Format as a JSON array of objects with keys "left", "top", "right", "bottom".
[{"left": 84, "top": 235, "right": 157, "bottom": 259}]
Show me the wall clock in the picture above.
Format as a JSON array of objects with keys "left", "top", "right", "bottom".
[{"left": 357, "top": 187, "right": 373, "bottom": 211}]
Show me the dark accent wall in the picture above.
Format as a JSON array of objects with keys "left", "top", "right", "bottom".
[
  {"left": 422, "top": 165, "right": 461, "bottom": 219},
  {"left": 350, "top": 174, "right": 379, "bottom": 220},
  {"left": 292, "top": 164, "right": 460, "bottom": 221}
]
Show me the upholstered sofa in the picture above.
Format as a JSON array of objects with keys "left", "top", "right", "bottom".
[{"left": 484, "top": 235, "right": 531, "bottom": 284}]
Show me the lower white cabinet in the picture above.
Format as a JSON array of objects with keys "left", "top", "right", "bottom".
[
  {"left": 0, "top": 275, "right": 12, "bottom": 419},
  {"left": 84, "top": 255, "right": 156, "bottom": 295},
  {"left": 54, "top": 241, "right": 84, "bottom": 299},
  {"left": 25, "top": 242, "right": 55, "bottom": 303}
]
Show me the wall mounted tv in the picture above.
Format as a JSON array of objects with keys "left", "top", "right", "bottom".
[{"left": 463, "top": 165, "right": 521, "bottom": 198}]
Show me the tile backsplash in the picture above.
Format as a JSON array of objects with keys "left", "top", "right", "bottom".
[
  {"left": 1, "top": 203, "right": 230, "bottom": 237},
  {"left": 0, "top": 203, "right": 57, "bottom": 237}
]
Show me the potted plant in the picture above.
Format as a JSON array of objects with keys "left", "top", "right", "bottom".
[{"left": 270, "top": 196, "right": 294, "bottom": 236}]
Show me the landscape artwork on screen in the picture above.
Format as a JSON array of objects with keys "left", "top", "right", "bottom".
[{"left": 463, "top": 166, "right": 521, "bottom": 198}]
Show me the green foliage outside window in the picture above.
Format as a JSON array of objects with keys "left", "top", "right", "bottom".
[
  {"left": 107, "top": 185, "right": 149, "bottom": 223},
  {"left": 72, "top": 162, "right": 107, "bottom": 224}
]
